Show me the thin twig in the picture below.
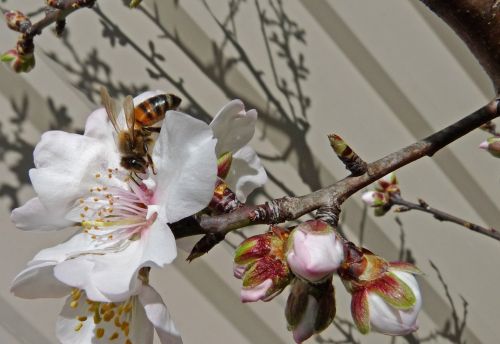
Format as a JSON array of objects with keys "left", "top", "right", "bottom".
[{"left": 391, "top": 195, "right": 500, "bottom": 241}]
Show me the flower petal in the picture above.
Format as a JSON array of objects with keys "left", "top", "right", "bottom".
[
  {"left": 29, "top": 131, "right": 111, "bottom": 213},
  {"left": 209, "top": 99, "right": 257, "bottom": 155},
  {"left": 139, "top": 284, "right": 183, "bottom": 344},
  {"left": 54, "top": 220, "right": 176, "bottom": 302},
  {"left": 388, "top": 262, "right": 423, "bottom": 275},
  {"left": 369, "top": 272, "right": 416, "bottom": 310},
  {"left": 152, "top": 111, "right": 217, "bottom": 223},
  {"left": 11, "top": 197, "right": 73, "bottom": 231},
  {"left": 225, "top": 146, "right": 267, "bottom": 202},
  {"left": 351, "top": 290, "right": 370, "bottom": 334},
  {"left": 11, "top": 260, "right": 71, "bottom": 299},
  {"left": 367, "top": 272, "right": 421, "bottom": 335}
]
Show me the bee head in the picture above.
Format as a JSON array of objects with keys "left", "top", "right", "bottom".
[{"left": 121, "top": 156, "right": 148, "bottom": 173}]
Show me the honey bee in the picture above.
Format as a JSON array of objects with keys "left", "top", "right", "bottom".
[{"left": 100, "top": 87, "right": 182, "bottom": 175}]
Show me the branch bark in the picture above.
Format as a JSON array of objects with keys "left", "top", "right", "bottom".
[{"left": 172, "top": 98, "right": 500, "bottom": 238}]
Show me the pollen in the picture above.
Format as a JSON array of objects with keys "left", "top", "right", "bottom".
[
  {"left": 125, "top": 339, "right": 132, "bottom": 344},
  {"left": 103, "top": 310, "right": 115, "bottom": 322},
  {"left": 95, "top": 173, "right": 101, "bottom": 178},
  {"left": 70, "top": 301, "right": 79, "bottom": 308},
  {"left": 96, "top": 327, "right": 105, "bottom": 338},
  {"left": 84, "top": 206, "right": 89, "bottom": 211},
  {"left": 109, "top": 332, "right": 119, "bottom": 340},
  {"left": 94, "top": 198, "right": 99, "bottom": 202},
  {"left": 74, "top": 322, "right": 83, "bottom": 331},
  {"left": 80, "top": 213, "right": 85, "bottom": 218},
  {"left": 77, "top": 315, "right": 87, "bottom": 322}
]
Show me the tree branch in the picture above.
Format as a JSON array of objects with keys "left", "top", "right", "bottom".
[
  {"left": 171, "top": 98, "right": 499, "bottom": 238},
  {"left": 392, "top": 196, "right": 500, "bottom": 241}
]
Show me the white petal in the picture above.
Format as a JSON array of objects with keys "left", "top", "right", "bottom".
[
  {"left": 29, "top": 131, "right": 110, "bottom": 212},
  {"left": 11, "top": 260, "right": 71, "bottom": 299},
  {"left": 368, "top": 272, "right": 422, "bottom": 335},
  {"left": 32, "top": 232, "right": 101, "bottom": 262},
  {"left": 11, "top": 197, "right": 73, "bottom": 231},
  {"left": 225, "top": 146, "right": 267, "bottom": 202},
  {"left": 54, "top": 220, "right": 176, "bottom": 302},
  {"left": 139, "top": 284, "right": 183, "bottom": 344},
  {"left": 83, "top": 107, "right": 121, "bottom": 166},
  {"left": 152, "top": 111, "right": 217, "bottom": 222},
  {"left": 209, "top": 100, "right": 257, "bottom": 155}
]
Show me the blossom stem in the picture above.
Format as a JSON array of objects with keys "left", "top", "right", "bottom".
[{"left": 390, "top": 195, "right": 500, "bottom": 241}]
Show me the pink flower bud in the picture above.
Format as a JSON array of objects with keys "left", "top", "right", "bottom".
[
  {"left": 241, "top": 255, "right": 290, "bottom": 302},
  {"left": 479, "top": 137, "right": 500, "bottom": 158},
  {"left": 339, "top": 245, "right": 422, "bottom": 335},
  {"left": 234, "top": 226, "right": 291, "bottom": 302},
  {"left": 286, "top": 220, "right": 344, "bottom": 283},
  {"left": 367, "top": 271, "right": 422, "bottom": 335},
  {"left": 361, "top": 191, "right": 389, "bottom": 207}
]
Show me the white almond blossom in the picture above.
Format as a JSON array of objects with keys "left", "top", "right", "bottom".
[
  {"left": 13, "top": 264, "right": 182, "bottom": 344},
  {"left": 209, "top": 99, "right": 267, "bottom": 202},
  {"left": 11, "top": 91, "right": 217, "bottom": 302}
]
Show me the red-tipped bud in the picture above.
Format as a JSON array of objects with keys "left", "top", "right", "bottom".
[
  {"left": 5, "top": 11, "right": 31, "bottom": 33},
  {"left": 217, "top": 151, "right": 233, "bottom": 179},
  {"left": 286, "top": 220, "right": 344, "bottom": 283}
]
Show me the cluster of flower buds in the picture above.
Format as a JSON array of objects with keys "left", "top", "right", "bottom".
[
  {"left": 2, "top": 11, "right": 36, "bottom": 73},
  {"left": 285, "top": 278, "right": 336, "bottom": 343},
  {"left": 234, "top": 226, "right": 292, "bottom": 302},
  {"left": 479, "top": 137, "right": 500, "bottom": 158},
  {"left": 338, "top": 242, "right": 422, "bottom": 335},
  {"left": 361, "top": 172, "right": 400, "bottom": 216}
]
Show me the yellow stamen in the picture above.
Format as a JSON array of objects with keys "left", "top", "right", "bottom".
[
  {"left": 74, "top": 322, "right": 83, "bottom": 331},
  {"left": 96, "top": 327, "right": 105, "bottom": 338}
]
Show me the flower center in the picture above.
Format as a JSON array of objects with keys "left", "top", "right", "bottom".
[
  {"left": 73, "top": 169, "right": 156, "bottom": 246},
  {"left": 70, "top": 288, "right": 136, "bottom": 343}
]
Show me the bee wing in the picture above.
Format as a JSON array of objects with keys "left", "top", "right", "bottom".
[
  {"left": 100, "top": 86, "right": 120, "bottom": 133},
  {"left": 123, "top": 95, "right": 136, "bottom": 142}
]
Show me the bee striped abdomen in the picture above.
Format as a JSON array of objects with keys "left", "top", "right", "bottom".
[{"left": 134, "top": 94, "right": 182, "bottom": 126}]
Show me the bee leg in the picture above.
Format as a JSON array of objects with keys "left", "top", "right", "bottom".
[
  {"left": 147, "top": 154, "right": 157, "bottom": 175},
  {"left": 129, "top": 173, "right": 141, "bottom": 186},
  {"left": 144, "top": 126, "right": 161, "bottom": 133}
]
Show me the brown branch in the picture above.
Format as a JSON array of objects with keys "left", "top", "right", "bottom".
[
  {"left": 171, "top": 98, "right": 500, "bottom": 238},
  {"left": 391, "top": 196, "right": 500, "bottom": 241},
  {"left": 419, "top": 0, "right": 500, "bottom": 93}
]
